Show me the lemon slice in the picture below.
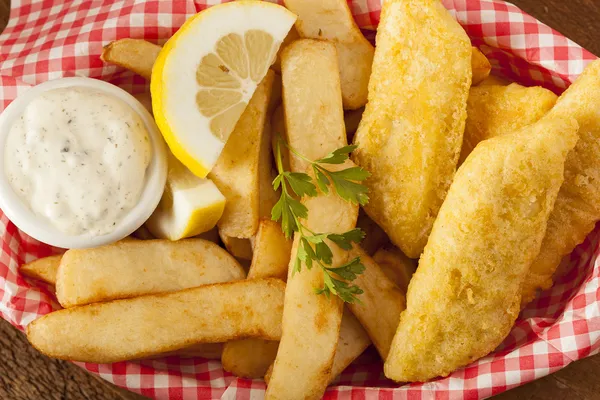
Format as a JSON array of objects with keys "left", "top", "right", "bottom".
[
  {"left": 151, "top": 1, "right": 296, "bottom": 178},
  {"left": 145, "top": 152, "right": 226, "bottom": 241}
]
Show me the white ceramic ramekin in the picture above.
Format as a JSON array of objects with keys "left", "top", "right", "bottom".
[{"left": 0, "top": 77, "right": 167, "bottom": 249}]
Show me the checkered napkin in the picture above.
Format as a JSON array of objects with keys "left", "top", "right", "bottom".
[{"left": 0, "top": 1, "right": 598, "bottom": 399}]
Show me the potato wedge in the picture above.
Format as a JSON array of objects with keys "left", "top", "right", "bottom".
[
  {"left": 221, "top": 218, "right": 291, "bottom": 378},
  {"left": 258, "top": 117, "right": 280, "bottom": 220},
  {"left": 471, "top": 47, "right": 492, "bottom": 85},
  {"left": 331, "top": 308, "right": 371, "bottom": 378},
  {"left": 270, "top": 104, "right": 290, "bottom": 171},
  {"left": 267, "top": 162, "right": 358, "bottom": 400},
  {"left": 479, "top": 75, "right": 511, "bottom": 86},
  {"left": 249, "top": 219, "right": 292, "bottom": 281},
  {"left": 523, "top": 60, "right": 600, "bottom": 306},
  {"left": 347, "top": 246, "right": 406, "bottom": 359},
  {"left": 101, "top": 39, "right": 161, "bottom": 80},
  {"left": 356, "top": 209, "right": 389, "bottom": 256},
  {"left": 281, "top": 39, "right": 347, "bottom": 173},
  {"left": 219, "top": 232, "right": 253, "bottom": 260},
  {"left": 211, "top": 71, "right": 275, "bottom": 238},
  {"left": 372, "top": 246, "right": 417, "bottom": 293},
  {"left": 222, "top": 339, "right": 279, "bottom": 378},
  {"left": 27, "top": 278, "right": 285, "bottom": 363},
  {"left": 459, "top": 83, "right": 557, "bottom": 163},
  {"left": 284, "top": 0, "right": 374, "bottom": 110},
  {"left": 352, "top": 0, "right": 472, "bottom": 258},
  {"left": 150, "top": 343, "right": 224, "bottom": 360},
  {"left": 56, "top": 239, "right": 245, "bottom": 308},
  {"left": 265, "top": 308, "right": 370, "bottom": 385},
  {"left": 271, "top": 26, "right": 300, "bottom": 73},
  {"left": 20, "top": 255, "right": 62, "bottom": 285}
]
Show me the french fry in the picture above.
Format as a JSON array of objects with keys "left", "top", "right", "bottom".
[
  {"left": 523, "top": 60, "right": 600, "bottom": 306},
  {"left": 249, "top": 219, "right": 292, "bottom": 281},
  {"left": 219, "top": 232, "right": 253, "bottom": 260},
  {"left": 459, "top": 83, "right": 558, "bottom": 163},
  {"left": 330, "top": 308, "right": 371, "bottom": 378},
  {"left": 280, "top": 39, "right": 347, "bottom": 173},
  {"left": 471, "top": 47, "right": 492, "bottom": 85},
  {"left": 221, "top": 219, "right": 292, "bottom": 378},
  {"left": 385, "top": 117, "right": 579, "bottom": 382},
  {"left": 258, "top": 115, "right": 280, "bottom": 220},
  {"left": 100, "top": 39, "right": 161, "bottom": 80},
  {"left": 356, "top": 209, "right": 390, "bottom": 256},
  {"left": 20, "top": 255, "right": 62, "bottom": 285},
  {"left": 222, "top": 339, "right": 280, "bottom": 378},
  {"left": 267, "top": 164, "right": 359, "bottom": 399},
  {"left": 271, "top": 26, "right": 300, "bottom": 73},
  {"left": 150, "top": 343, "right": 224, "bottom": 360},
  {"left": 284, "top": 0, "right": 374, "bottom": 110},
  {"left": 347, "top": 246, "right": 406, "bottom": 359},
  {"left": 211, "top": 71, "right": 275, "bottom": 238},
  {"left": 372, "top": 246, "right": 417, "bottom": 293},
  {"left": 56, "top": 239, "right": 245, "bottom": 308},
  {"left": 270, "top": 104, "right": 291, "bottom": 171},
  {"left": 479, "top": 75, "right": 511, "bottom": 86},
  {"left": 352, "top": 0, "right": 472, "bottom": 258},
  {"left": 264, "top": 308, "right": 371, "bottom": 384},
  {"left": 27, "top": 278, "right": 285, "bottom": 363}
]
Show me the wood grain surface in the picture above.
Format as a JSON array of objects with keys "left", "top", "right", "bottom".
[{"left": 0, "top": 0, "right": 599, "bottom": 399}]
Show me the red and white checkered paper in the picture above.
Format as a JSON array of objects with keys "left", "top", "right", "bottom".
[{"left": 0, "top": 0, "right": 598, "bottom": 399}]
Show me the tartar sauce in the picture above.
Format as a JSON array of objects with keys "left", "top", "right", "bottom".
[{"left": 4, "top": 86, "right": 152, "bottom": 236}]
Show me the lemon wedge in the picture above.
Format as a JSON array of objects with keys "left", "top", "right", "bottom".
[
  {"left": 145, "top": 152, "right": 226, "bottom": 241},
  {"left": 151, "top": 1, "right": 296, "bottom": 178}
]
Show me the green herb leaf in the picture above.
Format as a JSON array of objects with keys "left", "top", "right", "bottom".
[
  {"left": 327, "top": 228, "right": 366, "bottom": 250},
  {"left": 328, "top": 173, "right": 370, "bottom": 206},
  {"left": 285, "top": 172, "right": 317, "bottom": 198},
  {"left": 315, "top": 241, "right": 333, "bottom": 264},
  {"left": 326, "top": 257, "right": 366, "bottom": 281},
  {"left": 329, "top": 166, "right": 370, "bottom": 181},
  {"left": 316, "top": 145, "right": 358, "bottom": 164},
  {"left": 313, "top": 165, "right": 330, "bottom": 194}
]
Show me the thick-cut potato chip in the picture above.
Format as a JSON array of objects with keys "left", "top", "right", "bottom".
[
  {"left": 267, "top": 163, "right": 359, "bottom": 400},
  {"left": 220, "top": 232, "right": 253, "bottom": 260},
  {"left": 385, "top": 117, "right": 579, "bottom": 382},
  {"left": 101, "top": 38, "right": 161, "bottom": 80},
  {"left": 459, "top": 83, "right": 558, "bottom": 163},
  {"left": 330, "top": 308, "right": 371, "bottom": 378},
  {"left": 150, "top": 343, "right": 224, "bottom": 360},
  {"left": 270, "top": 104, "right": 291, "bottom": 171},
  {"left": 356, "top": 209, "right": 390, "bottom": 255},
  {"left": 56, "top": 239, "right": 245, "bottom": 308},
  {"left": 211, "top": 71, "right": 275, "bottom": 238},
  {"left": 27, "top": 278, "right": 285, "bottom": 363},
  {"left": 249, "top": 219, "right": 292, "bottom": 281},
  {"left": 258, "top": 117, "right": 280, "bottom": 220},
  {"left": 352, "top": 0, "right": 472, "bottom": 259},
  {"left": 280, "top": 39, "right": 347, "bottom": 173},
  {"left": 271, "top": 26, "right": 300, "bottom": 73},
  {"left": 284, "top": 0, "right": 374, "bottom": 110},
  {"left": 221, "top": 218, "right": 291, "bottom": 379},
  {"left": 265, "top": 308, "right": 370, "bottom": 385},
  {"left": 372, "top": 246, "right": 417, "bottom": 293},
  {"left": 479, "top": 75, "right": 511, "bottom": 86},
  {"left": 20, "top": 255, "right": 62, "bottom": 285},
  {"left": 347, "top": 246, "right": 406, "bottom": 359},
  {"left": 222, "top": 339, "right": 279, "bottom": 378},
  {"left": 471, "top": 47, "right": 491, "bottom": 85},
  {"left": 523, "top": 60, "right": 600, "bottom": 306}
]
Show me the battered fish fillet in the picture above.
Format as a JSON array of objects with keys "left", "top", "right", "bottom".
[
  {"left": 459, "top": 83, "right": 557, "bottom": 163},
  {"left": 522, "top": 60, "right": 600, "bottom": 306},
  {"left": 352, "top": 0, "right": 472, "bottom": 258},
  {"left": 384, "top": 117, "right": 579, "bottom": 382}
]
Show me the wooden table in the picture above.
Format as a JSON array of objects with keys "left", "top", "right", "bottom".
[{"left": 0, "top": 1, "right": 599, "bottom": 399}]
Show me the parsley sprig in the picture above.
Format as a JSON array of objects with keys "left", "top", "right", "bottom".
[{"left": 271, "top": 137, "right": 370, "bottom": 303}]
